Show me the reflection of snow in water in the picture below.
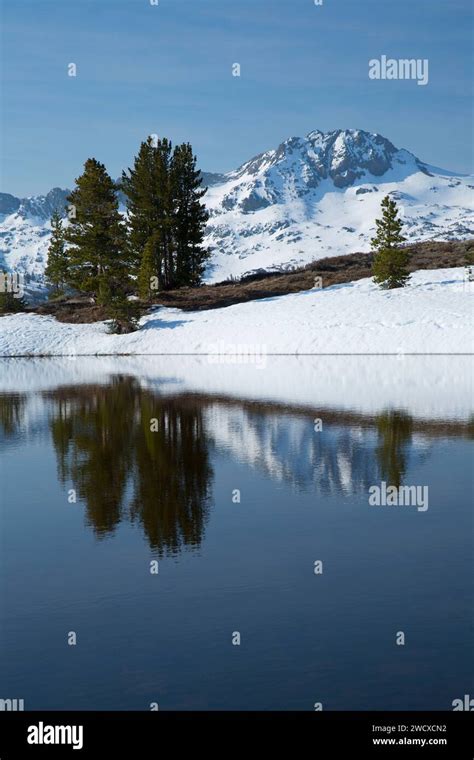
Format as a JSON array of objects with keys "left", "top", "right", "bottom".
[
  {"left": 205, "top": 404, "right": 434, "bottom": 497},
  {"left": 0, "top": 355, "right": 472, "bottom": 423},
  {"left": 0, "top": 384, "right": 460, "bottom": 499}
]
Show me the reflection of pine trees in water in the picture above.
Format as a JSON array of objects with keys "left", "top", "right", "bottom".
[
  {"left": 0, "top": 393, "right": 26, "bottom": 440},
  {"left": 1, "top": 384, "right": 464, "bottom": 547},
  {"left": 375, "top": 411, "right": 414, "bottom": 488},
  {"left": 49, "top": 378, "right": 136, "bottom": 535},
  {"left": 468, "top": 416, "right": 474, "bottom": 439},
  {"left": 131, "top": 396, "right": 212, "bottom": 553},
  {"left": 46, "top": 378, "right": 212, "bottom": 554},
  {"left": 315, "top": 410, "right": 415, "bottom": 494}
]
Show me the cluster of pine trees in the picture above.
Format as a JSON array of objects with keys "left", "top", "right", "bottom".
[
  {"left": 123, "top": 138, "right": 209, "bottom": 295},
  {"left": 45, "top": 137, "right": 209, "bottom": 331}
]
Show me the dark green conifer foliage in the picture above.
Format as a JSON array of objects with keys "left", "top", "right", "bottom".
[
  {"left": 106, "top": 291, "right": 140, "bottom": 334},
  {"left": 45, "top": 210, "right": 69, "bottom": 296},
  {"left": 122, "top": 137, "right": 209, "bottom": 290},
  {"left": 122, "top": 137, "right": 172, "bottom": 285},
  {"left": 64, "top": 159, "right": 130, "bottom": 304},
  {"left": 155, "top": 138, "right": 174, "bottom": 289},
  {"left": 0, "top": 273, "right": 27, "bottom": 313},
  {"left": 121, "top": 138, "right": 160, "bottom": 270},
  {"left": 138, "top": 233, "right": 162, "bottom": 301},
  {"left": 371, "top": 195, "right": 410, "bottom": 289},
  {"left": 171, "top": 143, "right": 210, "bottom": 287}
]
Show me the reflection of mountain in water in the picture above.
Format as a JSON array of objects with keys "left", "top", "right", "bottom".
[
  {"left": 205, "top": 404, "right": 420, "bottom": 496},
  {"left": 0, "top": 379, "right": 471, "bottom": 554}
]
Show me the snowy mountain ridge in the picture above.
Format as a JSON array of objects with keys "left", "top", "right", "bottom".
[
  {"left": 204, "top": 128, "right": 473, "bottom": 280},
  {"left": 1, "top": 128, "right": 473, "bottom": 286}
]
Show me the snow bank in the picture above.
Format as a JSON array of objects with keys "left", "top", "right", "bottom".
[{"left": 0, "top": 268, "right": 472, "bottom": 357}]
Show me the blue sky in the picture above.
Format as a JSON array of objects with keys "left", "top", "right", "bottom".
[{"left": 1, "top": 0, "right": 472, "bottom": 196}]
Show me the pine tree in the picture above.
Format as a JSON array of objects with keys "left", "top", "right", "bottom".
[
  {"left": 0, "top": 272, "right": 27, "bottom": 314},
  {"left": 371, "top": 195, "right": 409, "bottom": 289},
  {"left": 45, "top": 210, "right": 69, "bottom": 296},
  {"left": 64, "top": 159, "right": 130, "bottom": 305},
  {"left": 121, "top": 138, "right": 158, "bottom": 270},
  {"left": 122, "top": 136, "right": 209, "bottom": 291},
  {"left": 171, "top": 143, "right": 209, "bottom": 287},
  {"left": 138, "top": 233, "right": 161, "bottom": 301},
  {"left": 122, "top": 137, "right": 173, "bottom": 287},
  {"left": 0, "top": 292, "right": 27, "bottom": 313},
  {"left": 106, "top": 291, "right": 140, "bottom": 334},
  {"left": 156, "top": 138, "right": 174, "bottom": 288}
]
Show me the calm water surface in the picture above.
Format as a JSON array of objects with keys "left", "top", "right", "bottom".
[{"left": 0, "top": 361, "right": 472, "bottom": 710}]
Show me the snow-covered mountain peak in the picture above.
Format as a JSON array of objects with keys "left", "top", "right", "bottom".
[
  {"left": 306, "top": 128, "right": 404, "bottom": 182},
  {"left": 203, "top": 128, "right": 472, "bottom": 280},
  {"left": 15, "top": 187, "right": 70, "bottom": 220},
  {"left": 221, "top": 128, "right": 424, "bottom": 205},
  {"left": 0, "top": 128, "right": 472, "bottom": 287}
]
